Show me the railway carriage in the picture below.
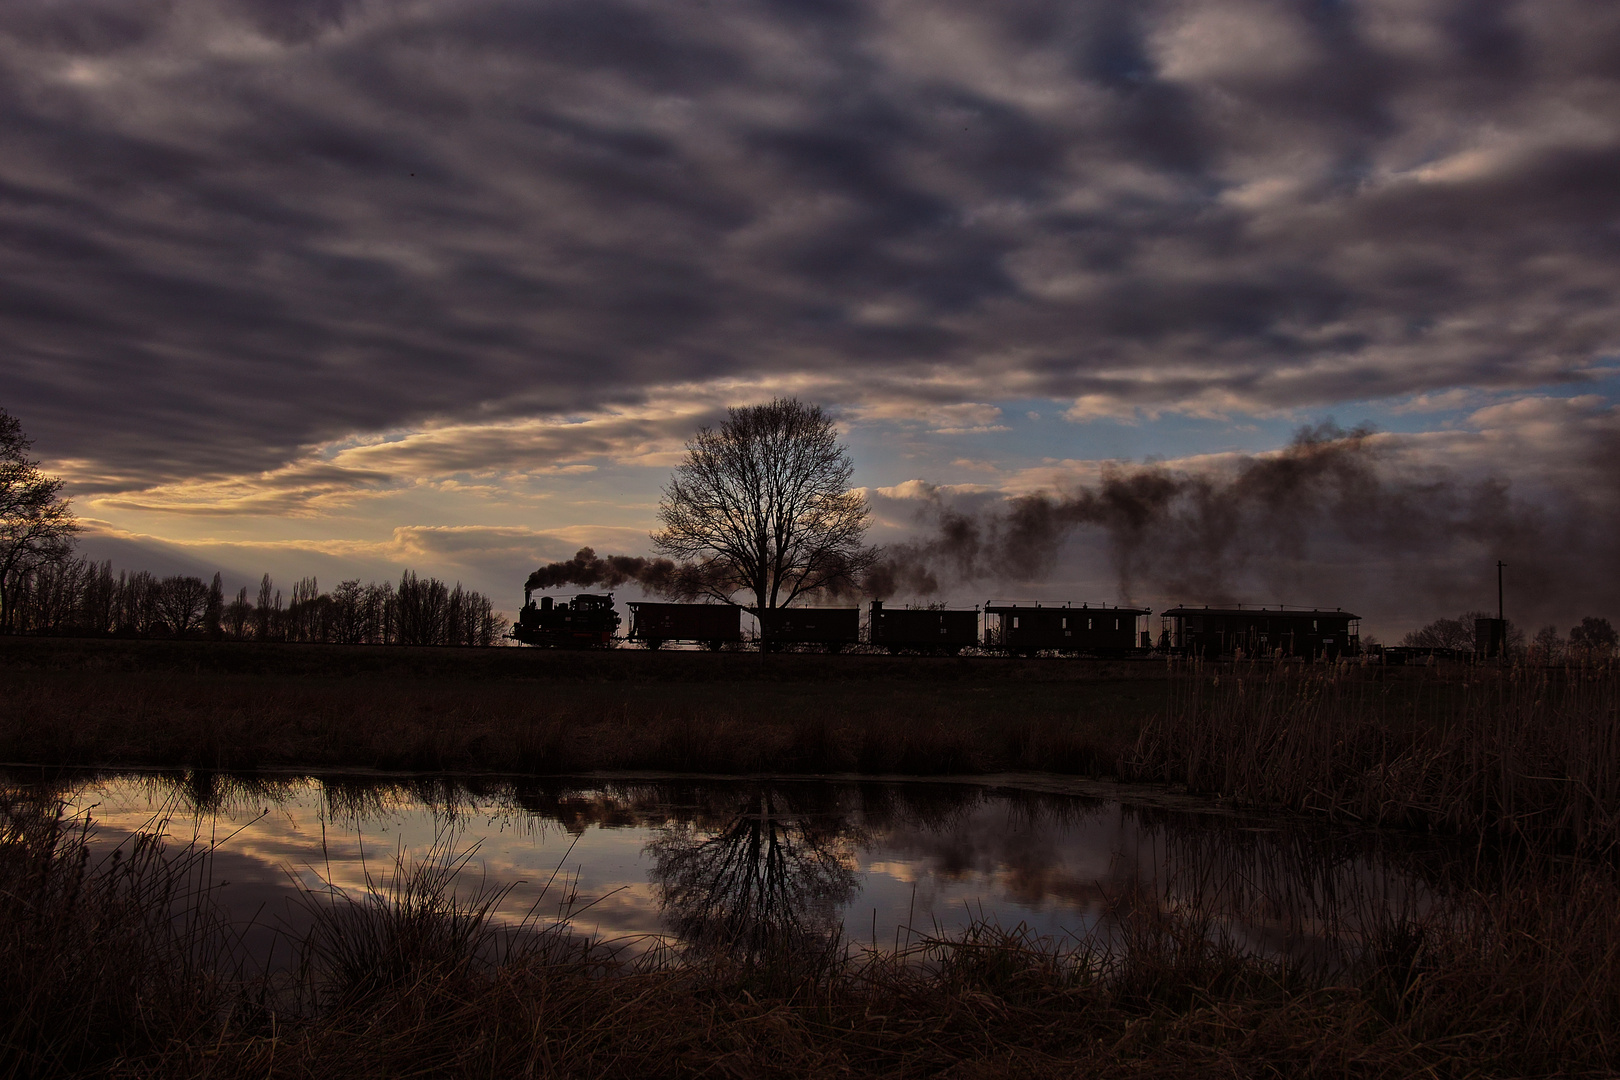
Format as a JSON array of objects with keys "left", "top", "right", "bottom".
[
  {"left": 1159, "top": 606, "right": 1359, "bottom": 659},
  {"left": 983, "top": 602, "right": 1149, "bottom": 656}
]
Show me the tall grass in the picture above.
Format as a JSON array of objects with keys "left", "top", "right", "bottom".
[
  {"left": 1126, "top": 660, "right": 1620, "bottom": 856},
  {"left": 6, "top": 793, "right": 1620, "bottom": 1077},
  {"left": 0, "top": 792, "right": 230, "bottom": 1077}
]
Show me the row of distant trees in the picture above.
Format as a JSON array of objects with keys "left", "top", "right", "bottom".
[
  {"left": 1401, "top": 610, "right": 1618, "bottom": 660},
  {"left": 2, "top": 407, "right": 508, "bottom": 646},
  {"left": 3, "top": 554, "right": 509, "bottom": 646}
]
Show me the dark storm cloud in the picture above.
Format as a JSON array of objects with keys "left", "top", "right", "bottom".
[{"left": 3, "top": 0, "right": 1620, "bottom": 486}]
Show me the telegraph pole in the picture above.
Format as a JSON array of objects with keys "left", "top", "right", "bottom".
[{"left": 1497, "top": 560, "right": 1505, "bottom": 622}]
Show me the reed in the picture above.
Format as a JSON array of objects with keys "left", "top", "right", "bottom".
[
  {"left": 6, "top": 794, "right": 1620, "bottom": 1078},
  {"left": 1126, "top": 660, "right": 1620, "bottom": 856}
]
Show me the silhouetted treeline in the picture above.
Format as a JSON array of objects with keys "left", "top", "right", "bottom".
[
  {"left": 0, "top": 556, "right": 508, "bottom": 646},
  {"left": 1402, "top": 609, "right": 1617, "bottom": 661}
]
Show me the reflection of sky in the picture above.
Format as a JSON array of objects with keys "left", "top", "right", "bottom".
[{"left": 43, "top": 774, "right": 1439, "bottom": 964}]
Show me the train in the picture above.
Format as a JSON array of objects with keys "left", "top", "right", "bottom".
[{"left": 512, "top": 592, "right": 1363, "bottom": 659}]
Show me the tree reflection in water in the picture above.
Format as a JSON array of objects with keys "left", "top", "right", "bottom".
[{"left": 647, "top": 786, "right": 860, "bottom": 961}]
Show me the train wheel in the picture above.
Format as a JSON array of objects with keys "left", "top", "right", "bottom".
[{"left": 645, "top": 638, "right": 663, "bottom": 650}]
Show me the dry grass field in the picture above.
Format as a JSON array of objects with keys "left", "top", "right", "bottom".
[{"left": 0, "top": 637, "right": 1166, "bottom": 775}]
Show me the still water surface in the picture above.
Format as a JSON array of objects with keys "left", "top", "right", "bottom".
[{"left": 25, "top": 771, "right": 1454, "bottom": 962}]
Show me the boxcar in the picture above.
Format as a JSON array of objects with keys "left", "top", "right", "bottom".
[
  {"left": 511, "top": 593, "right": 621, "bottom": 648},
  {"left": 626, "top": 602, "right": 742, "bottom": 649},
  {"left": 984, "top": 602, "right": 1148, "bottom": 655},
  {"left": 757, "top": 607, "right": 860, "bottom": 651},
  {"left": 867, "top": 601, "right": 979, "bottom": 654},
  {"left": 1159, "top": 606, "right": 1359, "bottom": 659}
]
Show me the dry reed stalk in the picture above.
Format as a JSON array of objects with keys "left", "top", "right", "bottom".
[{"left": 1125, "top": 661, "right": 1620, "bottom": 856}]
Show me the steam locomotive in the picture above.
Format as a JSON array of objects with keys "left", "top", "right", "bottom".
[
  {"left": 512, "top": 592, "right": 1359, "bottom": 659},
  {"left": 509, "top": 591, "right": 621, "bottom": 648}
]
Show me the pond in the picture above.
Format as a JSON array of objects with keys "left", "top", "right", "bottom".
[{"left": 11, "top": 770, "right": 1459, "bottom": 966}]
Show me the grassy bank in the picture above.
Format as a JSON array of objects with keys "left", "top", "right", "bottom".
[
  {"left": 1125, "top": 660, "right": 1620, "bottom": 856},
  {"left": 5, "top": 789, "right": 1619, "bottom": 1079},
  {"left": 0, "top": 637, "right": 1165, "bottom": 774}
]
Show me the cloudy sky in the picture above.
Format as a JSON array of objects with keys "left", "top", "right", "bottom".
[{"left": 4, "top": 0, "right": 1618, "bottom": 635}]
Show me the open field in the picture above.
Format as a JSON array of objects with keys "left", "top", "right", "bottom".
[
  {"left": 0, "top": 637, "right": 1168, "bottom": 774},
  {"left": 6, "top": 787, "right": 1620, "bottom": 1080}
]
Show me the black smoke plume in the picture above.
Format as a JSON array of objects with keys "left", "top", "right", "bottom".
[
  {"left": 525, "top": 547, "right": 710, "bottom": 600},
  {"left": 865, "top": 424, "right": 1611, "bottom": 626}
]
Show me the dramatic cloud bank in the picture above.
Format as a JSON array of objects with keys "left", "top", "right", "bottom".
[
  {"left": 4, "top": 0, "right": 1618, "bottom": 490},
  {"left": 4, "top": 0, "right": 1618, "bottom": 632}
]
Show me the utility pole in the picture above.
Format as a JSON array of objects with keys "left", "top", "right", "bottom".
[{"left": 1497, "top": 560, "right": 1505, "bottom": 622}]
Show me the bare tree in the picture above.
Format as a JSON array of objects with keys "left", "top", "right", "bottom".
[
  {"left": 330, "top": 579, "right": 365, "bottom": 644},
  {"left": 652, "top": 399, "right": 873, "bottom": 613},
  {"left": 1570, "top": 616, "right": 1617, "bottom": 659},
  {"left": 1531, "top": 625, "right": 1565, "bottom": 663},
  {"left": 156, "top": 575, "right": 211, "bottom": 637},
  {"left": 0, "top": 409, "right": 79, "bottom": 633}
]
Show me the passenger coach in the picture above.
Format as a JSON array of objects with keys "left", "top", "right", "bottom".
[
  {"left": 1160, "top": 606, "right": 1359, "bottom": 659},
  {"left": 983, "top": 602, "right": 1149, "bottom": 656}
]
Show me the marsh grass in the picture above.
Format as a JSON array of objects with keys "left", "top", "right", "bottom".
[
  {"left": 5, "top": 794, "right": 1620, "bottom": 1078},
  {"left": 1127, "top": 660, "right": 1620, "bottom": 856}
]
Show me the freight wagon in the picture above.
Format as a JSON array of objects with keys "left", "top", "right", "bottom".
[
  {"left": 626, "top": 601, "right": 742, "bottom": 649},
  {"left": 868, "top": 601, "right": 979, "bottom": 654},
  {"left": 756, "top": 606, "right": 861, "bottom": 651}
]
